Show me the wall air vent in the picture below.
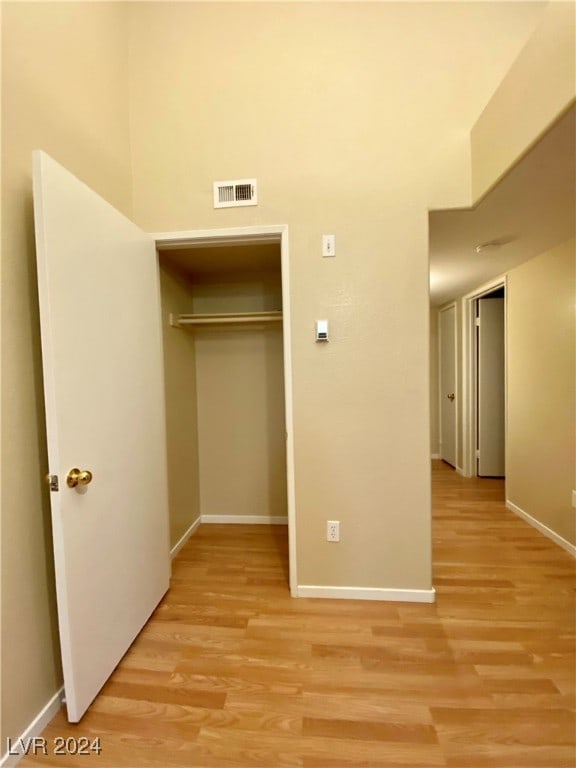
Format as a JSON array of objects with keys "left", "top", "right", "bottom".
[{"left": 213, "top": 179, "right": 258, "bottom": 208}]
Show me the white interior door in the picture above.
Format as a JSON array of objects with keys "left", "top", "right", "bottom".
[
  {"left": 439, "top": 305, "right": 457, "bottom": 467},
  {"left": 33, "top": 151, "right": 170, "bottom": 722},
  {"left": 477, "top": 296, "right": 505, "bottom": 477}
]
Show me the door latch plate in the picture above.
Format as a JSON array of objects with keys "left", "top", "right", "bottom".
[{"left": 46, "top": 474, "right": 59, "bottom": 492}]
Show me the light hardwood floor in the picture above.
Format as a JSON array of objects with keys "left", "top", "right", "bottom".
[{"left": 22, "top": 461, "right": 575, "bottom": 767}]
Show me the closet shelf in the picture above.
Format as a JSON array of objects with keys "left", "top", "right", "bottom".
[{"left": 170, "top": 311, "right": 283, "bottom": 328}]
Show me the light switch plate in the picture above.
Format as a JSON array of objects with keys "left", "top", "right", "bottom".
[
  {"left": 316, "top": 319, "right": 329, "bottom": 342},
  {"left": 322, "top": 234, "right": 335, "bottom": 257}
]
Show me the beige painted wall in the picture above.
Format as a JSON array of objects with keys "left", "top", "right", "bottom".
[
  {"left": 158, "top": 263, "right": 201, "bottom": 546},
  {"left": 189, "top": 266, "right": 287, "bottom": 520},
  {"left": 195, "top": 325, "right": 287, "bottom": 520},
  {"left": 1, "top": 2, "right": 133, "bottom": 749},
  {"left": 190, "top": 269, "right": 282, "bottom": 315},
  {"left": 471, "top": 1, "right": 575, "bottom": 201},
  {"left": 127, "top": 2, "right": 544, "bottom": 590},
  {"left": 429, "top": 307, "right": 440, "bottom": 455},
  {"left": 507, "top": 239, "right": 576, "bottom": 545}
]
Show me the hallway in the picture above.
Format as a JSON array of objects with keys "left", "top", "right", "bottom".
[{"left": 22, "top": 461, "right": 575, "bottom": 767}]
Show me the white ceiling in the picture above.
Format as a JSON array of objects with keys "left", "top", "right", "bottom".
[{"left": 429, "top": 105, "right": 575, "bottom": 307}]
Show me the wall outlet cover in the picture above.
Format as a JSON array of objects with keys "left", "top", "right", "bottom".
[{"left": 327, "top": 520, "right": 340, "bottom": 542}]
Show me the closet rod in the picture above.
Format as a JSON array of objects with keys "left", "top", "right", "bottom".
[{"left": 170, "top": 311, "right": 283, "bottom": 328}]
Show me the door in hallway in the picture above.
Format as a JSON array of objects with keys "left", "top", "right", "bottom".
[
  {"left": 477, "top": 296, "right": 505, "bottom": 477},
  {"left": 439, "top": 304, "right": 457, "bottom": 467}
]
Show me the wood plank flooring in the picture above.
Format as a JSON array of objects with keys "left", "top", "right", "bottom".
[{"left": 21, "top": 461, "right": 575, "bottom": 767}]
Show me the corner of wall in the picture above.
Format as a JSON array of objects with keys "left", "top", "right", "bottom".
[{"left": 471, "top": 2, "right": 575, "bottom": 202}]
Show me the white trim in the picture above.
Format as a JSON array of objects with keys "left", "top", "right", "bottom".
[
  {"left": 461, "top": 275, "right": 507, "bottom": 479},
  {"left": 296, "top": 585, "right": 436, "bottom": 603},
  {"left": 431, "top": 453, "right": 441, "bottom": 460},
  {"left": 279, "top": 228, "right": 297, "bottom": 596},
  {"left": 1, "top": 687, "right": 64, "bottom": 768},
  {"left": 170, "top": 517, "right": 201, "bottom": 559},
  {"left": 506, "top": 500, "right": 576, "bottom": 558},
  {"left": 152, "top": 224, "right": 298, "bottom": 597},
  {"left": 456, "top": 465, "right": 466, "bottom": 477},
  {"left": 151, "top": 225, "right": 285, "bottom": 249},
  {"left": 202, "top": 515, "right": 288, "bottom": 525},
  {"left": 438, "top": 302, "right": 458, "bottom": 468}
]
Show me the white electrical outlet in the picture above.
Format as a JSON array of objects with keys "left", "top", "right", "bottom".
[{"left": 327, "top": 520, "right": 340, "bottom": 542}]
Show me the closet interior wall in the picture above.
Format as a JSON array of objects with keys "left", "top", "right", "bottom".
[{"left": 158, "top": 244, "right": 287, "bottom": 547}]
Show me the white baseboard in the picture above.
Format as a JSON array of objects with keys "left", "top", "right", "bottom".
[
  {"left": 170, "top": 516, "right": 201, "bottom": 559},
  {"left": 296, "top": 585, "right": 436, "bottom": 603},
  {"left": 506, "top": 500, "right": 576, "bottom": 558},
  {"left": 1, "top": 687, "right": 64, "bottom": 767},
  {"left": 431, "top": 457, "right": 467, "bottom": 476},
  {"left": 201, "top": 515, "right": 288, "bottom": 525}
]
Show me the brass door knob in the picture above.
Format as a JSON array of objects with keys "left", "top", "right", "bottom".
[
  {"left": 447, "top": 393, "right": 455, "bottom": 401},
  {"left": 67, "top": 468, "right": 93, "bottom": 488}
]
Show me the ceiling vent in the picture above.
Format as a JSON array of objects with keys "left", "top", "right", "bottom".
[{"left": 213, "top": 179, "right": 258, "bottom": 208}]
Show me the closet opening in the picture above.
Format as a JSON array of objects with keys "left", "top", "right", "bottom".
[{"left": 154, "top": 227, "right": 296, "bottom": 594}]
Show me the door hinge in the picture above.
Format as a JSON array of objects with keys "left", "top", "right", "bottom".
[
  {"left": 46, "top": 474, "right": 59, "bottom": 492},
  {"left": 475, "top": 449, "right": 480, "bottom": 459},
  {"left": 475, "top": 317, "right": 481, "bottom": 327}
]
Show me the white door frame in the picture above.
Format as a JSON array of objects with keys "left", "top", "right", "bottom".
[
  {"left": 438, "top": 302, "right": 458, "bottom": 469},
  {"left": 151, "top": 225, "right": 297, "bottom": 596},
  {"left": 461, "top": 275, "right": 507, "bottom": 479}
]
